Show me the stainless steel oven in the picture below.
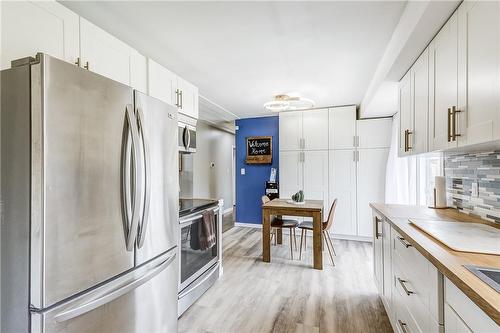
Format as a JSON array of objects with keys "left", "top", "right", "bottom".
[
  {"left": 178, "top": 203, "right": 220, "bottom": 316},
  {"left": 178, "top": 122, "right": 196, "bottom": 153}
]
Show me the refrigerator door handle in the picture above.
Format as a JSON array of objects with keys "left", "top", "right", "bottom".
[
  {"left": 123, "top": 104, "right": 143, "bottom": 251},
  {"left": 136, "top": 107, "right": 151, "bottom": 248},
  {"left": 53, "top": 252, "right": 176, "bottom": 323}
]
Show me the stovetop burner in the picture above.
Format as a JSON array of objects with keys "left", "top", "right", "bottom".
[{"left": 179, "top": 198, "right": 218, "bottom": 217}]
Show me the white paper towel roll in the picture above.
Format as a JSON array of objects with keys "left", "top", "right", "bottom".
[{"left": 434, "top": 176, "right": 447, "bottom": 208}]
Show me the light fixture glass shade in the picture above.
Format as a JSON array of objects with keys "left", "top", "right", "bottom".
[
  {"left": 263, "top": 100, "right": 290, "bottom": 112},
  {"left": 263, "top": 94, "right": 314, "bottom": 112}
]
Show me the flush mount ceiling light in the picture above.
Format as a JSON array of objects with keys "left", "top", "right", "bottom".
[{"left": 263, "top": 94, "right": 315, "bottom": 112}]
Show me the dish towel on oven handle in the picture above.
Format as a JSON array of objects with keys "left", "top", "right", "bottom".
[{"left": 199, "top": 209, "right": 216, "bottom": 251}]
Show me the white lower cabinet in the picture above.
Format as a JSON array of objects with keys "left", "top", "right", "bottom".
[
  {"left": 445, "top": 278, "right": 499, "bottom": 333},
  {"left": 329, "top": 150, "right": 357, "bottom": 236}
]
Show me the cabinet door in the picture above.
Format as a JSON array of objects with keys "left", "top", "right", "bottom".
[
  {"left": 357, "top": 148, "right": 388, "bottom": 237},
  {"left": 1, "top": 1, "right": 79, "bottom": 69},
  {"left": 329, "top": 105, "right": 356, "bottom": 149},
  {"left": 399, "top": 71, "right": 412, "bottom": 156},
  {"left": 303, "top": 109, "right": 329, "bottom": 150},
  {"left": 329, "top": 150, "right": 356, "bottom": 236},
  {"left": 279, "top": 151, "right": 303, "bottom": 199},
  {"left": 148, "top": 59, "right": 177, "bottom": 106},
  {"left": 412, "top": 48, "right": 429, "bottom": 154},
  {"left": 177, "top": 77, "right": 199, "bottom": 119},
  {"left": 429, "top": 12, "right": 458, "bottom": 150},
  {"left": 458, "top": 1, "right": 500, "bottom": 146},
  {"left": 279, "top": 111, "right": 302, "bottom": 151},
  {"left": 303, "top": 151, "right": 329, "bottom": 215},
  {"left": 80, "top": 18, "right": 131, "bottom": 86},
  {"left": 130, "top": 50, "right": 147, "bottom": 93},
  {"left": 357, "top": 118, "right": 392, "bottom": 149},
  {"left": 445, "top": 304, "right": 472, "bottom": 333}
]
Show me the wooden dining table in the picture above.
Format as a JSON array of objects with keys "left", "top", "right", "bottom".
[{"left": 262, "top": 198, "right": 324, "bottom": 270}]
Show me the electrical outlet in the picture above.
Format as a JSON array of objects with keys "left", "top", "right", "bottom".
[
  {"left": 471, "top": 181, "right": 479, "bottom": 198},
  {"left": 241, "top": 168, "right": 245, "bottom": 175}
]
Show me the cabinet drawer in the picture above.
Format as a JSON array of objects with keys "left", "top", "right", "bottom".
[
  {"left": 393, "top": 282, "right": 424, "bottom": 333},
  {"left": 394, "top": 258, "right": 441, "bottom": 333},
  {"left": 393, "top": 229, "right": 442, "bottom": 324},
  {"left": 445, "top": 278, "right": 499, "bottom": 332}
]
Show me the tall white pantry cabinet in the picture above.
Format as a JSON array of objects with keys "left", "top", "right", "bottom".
[{"left": 279, "top": 106, "right": 391, "bottom": 239}]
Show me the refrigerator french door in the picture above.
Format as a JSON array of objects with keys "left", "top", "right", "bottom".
[{"left": 1, "top": 53, "right": 179, "bottom": 333}]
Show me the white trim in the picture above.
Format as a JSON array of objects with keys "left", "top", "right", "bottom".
[
  {"left": 234, "top": 223, "right": 372, "bottom": 242},
  {"left": 235, "top": 222, "right": 262, "bottom": 228},
  {"left": 223, "top": 207, "right": 233, "bottom": 215}
]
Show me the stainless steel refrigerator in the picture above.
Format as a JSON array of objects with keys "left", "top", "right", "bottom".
[{"left": 1, "top": 53, "right": 179, "bottom": 333}]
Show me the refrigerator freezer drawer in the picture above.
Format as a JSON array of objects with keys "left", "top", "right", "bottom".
[{"left": 31, "top": 249, "right": 178, "bottom": 333}]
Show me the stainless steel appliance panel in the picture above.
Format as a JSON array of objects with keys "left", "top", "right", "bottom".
[
  {"left": 31, "top": 250, "right": 178, "bottom": 333},
  {"left": 178, "top": 123, "right": 196, "bottom": 153},
  {"left": 1, "top": 65, "right": 32, "bottom": 333},
  {"left": 35, "top": 55, "right": 135, "bottom": 308},
  {"left": 178, "top": 263, "right": 219, "bottom": 317},
  {"left": 135, "top": 91, "right": 179, "bottom": 265}
]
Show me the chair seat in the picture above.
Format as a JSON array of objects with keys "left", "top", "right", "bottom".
[
  {"left": 297, "top": 221, "right": 327, "bottom": 230},
  {"left": 271, "top": 218, "right": 298, "bottom": 228}
]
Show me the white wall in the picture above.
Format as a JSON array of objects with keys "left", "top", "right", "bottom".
[{"left": 193, "top": 121, "right": 235, "bottom": 212}]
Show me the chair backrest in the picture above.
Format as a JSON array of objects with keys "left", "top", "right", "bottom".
[
  {"left": 324, "top": 198, "right": 337, "bottom": 231},
  {"left": 261, "top": 195, "right": 270, "bottom": 205}
]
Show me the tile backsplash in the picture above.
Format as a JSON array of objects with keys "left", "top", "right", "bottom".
[{"left": 445, "top": 151, "right": 500, "bottom": 224}]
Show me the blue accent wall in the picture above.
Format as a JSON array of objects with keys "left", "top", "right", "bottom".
[{"left": 235, "top": 116, "right": 279, "bottom": 224}]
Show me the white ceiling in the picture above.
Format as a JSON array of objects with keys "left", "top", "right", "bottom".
[{"left": 61, "top": 1, "right": 407, "bottom": 119}]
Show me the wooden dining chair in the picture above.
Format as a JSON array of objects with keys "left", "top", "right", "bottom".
[
  {"left": 261, "top": 196, "right": 299, "bottom": 259},
  {"left": 297, "top": 198, "right": 337, "bottom": 265}
]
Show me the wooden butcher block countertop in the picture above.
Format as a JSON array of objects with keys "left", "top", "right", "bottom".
[{"left": 369, "top": 203, "right": 500, "bottom": 326}]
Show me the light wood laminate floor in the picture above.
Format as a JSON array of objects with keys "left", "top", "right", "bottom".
[{"left": 178, "top": 227, "right": 392, "bottom": 333}]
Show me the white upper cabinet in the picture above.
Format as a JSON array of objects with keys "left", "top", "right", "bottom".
[
  {"left": 429, "top": 12, "right": 458, "bottom": 151},
  {"left": 411, "top": 48, "right": 429, "bottom": 154},
  {"left": 302, "top": 109, "right": 329, "bottom": 150},
  {"left": 1, "top": 1, "right": 79, "bottom": 69},
  {"left": 130, "top": 49, "right": 148, "bottom": 93},
  {"left": 279, "top": 111, "right": 303, "bottom": 151},
  {"left": 329, "top": 105, "right": 356, "bottom": 150},
  {"left": 177, "top": 77, "right": 199, "bottom": 119},
  {"left": 80, "top": 17, "right": 132, "bottom": 86},
  {"left": 399, "top": 71, "right": 412, "bottom": 156},
  {"left": 148, "top": 59, "right": 177, "bottom": 105},
  {"left": 329, "top": 150, "right": 356, "bottom": 236},
  {"left": 457, "top": 1, "right": 500, "bottom": 146},
  {"left": 357, "top": 118, "right": 392, "bottom": 149}
]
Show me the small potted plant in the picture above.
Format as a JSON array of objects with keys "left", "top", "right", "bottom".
[{"left": 290, "top": 190, "right": 305, "bottom": 204}]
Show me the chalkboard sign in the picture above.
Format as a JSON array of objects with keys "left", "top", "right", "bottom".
[{"left": 246, "top": 136, "right": 272, "bottom": 164}]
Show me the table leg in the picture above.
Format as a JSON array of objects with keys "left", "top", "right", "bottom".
[
  {"left": 263, "top": 209, "right": 271, "bottom": 262},
  {"left": 312, "top": 211, "right": 323, "bottom": 270},
  {"left": 276, "top": 215, "right": 283, "bottom": 244}
]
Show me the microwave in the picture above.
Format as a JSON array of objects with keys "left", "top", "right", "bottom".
[{"left": 178, "top": 122, "right": 196, "bottom": 153}]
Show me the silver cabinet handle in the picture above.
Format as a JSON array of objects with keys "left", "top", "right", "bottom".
[
  {"left": 407, "top": 130, "right": 413, "bottom": 150},
  {"left": 180, "top": 90, "right": 183, "bottom": 109},
  {"left": 397, "top": 236, "right": 412, "bottom": 248},
  {"left": 136, "top": 107, "right": 151, "bottom": 248},
  {"left": 398, "top": 319, "right": 410, "bottom": 333},
  {"left": 397, "top": 277, "right": 414, "bottom": 296},
  {"left": 123, "top": 105, "right": 143, "bottom": 251},
  {"left": 54, "top": 252, "right": 176, "bottom": 323},
  {"left": 374, "top": 216, "right": 382, "bottom": 239}
]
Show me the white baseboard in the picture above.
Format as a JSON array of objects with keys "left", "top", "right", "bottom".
[{"left": 234, "top": 222, "right": 372, "bottom": 243}]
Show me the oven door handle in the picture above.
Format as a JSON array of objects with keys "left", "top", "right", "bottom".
[
  {"left": 178, "top": 263, "right": 219, "bottom": 299},
  {"left": 179, "top": 207, "right": 220, "bottom": 225}
]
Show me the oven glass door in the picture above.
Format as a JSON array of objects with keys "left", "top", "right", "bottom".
[{"left": 180, "top": 212, "right": 218, "bottom": 288}]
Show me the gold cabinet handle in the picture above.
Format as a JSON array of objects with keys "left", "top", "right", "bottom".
[
  {"left": 447, "top": 107, "right": 453, "bottom": 142},
  {"left": 403, "top": 129, "right": 408, "bottom": 152},
  {"left": 407, "top": 130, "right": 413, "bottom": 151},
  {"left": 75, "top": 57, "right": 81, "bottom": 67},
  {"left": 397, "top": 277, "right": 415, "bottom": 296},
  {"left": 452, "top": 106, "right": 461, "bottom": 141},
  {"left": 84, "top": 61, "right": 89, "bottom": 70},
  {"left": 398, "top": 320, "right": 410, "bottom": 333},
  {"left": 396, "top": 236, "right": 412, "bottom": 248}
]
